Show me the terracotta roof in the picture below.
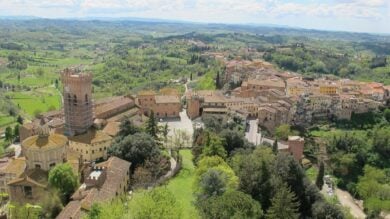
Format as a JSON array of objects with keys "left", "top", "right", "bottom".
[
  {"left": 55, "top": 200, "right": 81, "bottom": 219},
  {"left": 95, "top": 97, "right": 134, "bottom": 117},
  {"left": 3, "top": 158, "right": 26, "bottom": 176},
  {"left": 102, "top": 122, "right": 120, "bottom": 137},
  {"left": 8, "top": 168, "right": 48, "bottom": 188},
  {"left": 68, "top": 129, "right": 112, "bottom": 144},
  {"left": 155, "top": 95, "right": 180, "bottom": 104},
  {"left": 66, "top": 157, "right": 131, "bottom": 212},
  {"left": 203, "top": 108, "right": 228, "bottom": 113},
  {"left": 106, "top": 107, "right": 139, "bottom": 122},
  {"left": 22, "top": 134, "right": 67, "bottom": 150},
  {"left": 247, "top": 78, "right": 285, "bottom": 88}
]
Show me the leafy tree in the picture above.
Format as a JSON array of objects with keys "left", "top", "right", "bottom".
[
  {"left": 195, "top": 156, "right": 239, "bottom": 194},
  {"left": 275, "top": 124, "right": 297, "bottom": 140},
  {"left": 201, "top": 134, "right": 227, "bottom": 159},
  {"left": 145, "top": 110, "right": 159, "bottom": 139},
  {"left": 118, "top": 116, "right": 141, "bottom": 137},
  {"left": 48, "top": 163, "right": 78, "bottom": 203},
  {"left": 384, "top": 108, "right": 390, "bottom": 122},
  {"left": 5, "top": 126, "right": 13, "bottom": 142},
  {"left": 199, "top": 169, "right": 227, "bottom": 198},
  {"left": 220, "top": 129, "right": 247, "bottom": 155},
  {"left": 230, "top": 148, "right": 274, "bottom": 210},
  {"left": 86, "top": 199, "right": 126, "bottom": 219},
  {"left": 127, "top": 187, "right": 182, "bottom": 218},
  {"left": 356, "top": 165, "right": 390, "bottom": 213},
  {"left": 109, "top": 133, "right": 160, "bottom": 172},
  {"left": 266, "top": 183, "right": 300, "bottom": 219},
  {"left": 315, "top": 162, "right": 325, "bottom": 190},
  {"left": 9, "top": 203, "right": 42, "bottom": 219},
  {"left": 311, "top": 201, "right": 345, "bottom": 219},
  {"left": 197, "top": 190, "right": 263, "bottom": 219}
]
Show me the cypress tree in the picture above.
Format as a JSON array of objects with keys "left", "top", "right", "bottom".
[
  {"left": 146, "top": 110, "right": 159, "bottom": 140},
  {"left": 315, "top": 162, "right": 325, "bottom": 190},
  {"left": 272, "top": 139, "right": 278, "bottom": 154},
  {"left": 216, "top": 71, "right": 220, "bottom": 89}
]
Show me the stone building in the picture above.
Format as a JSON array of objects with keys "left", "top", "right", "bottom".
[
  {"left": 7, "top": 124, "right": 81, "bottom": 205},
  {"left": 56, "top": 157, "right": 131, "bottom": 219},
  {"left": 68, "top": 129, "right": 112, "bottom": 162},
  {"left": 61, "top": 68, "right": 94, "bottom": 136},
  {"left": 0, "top": 157, "right": 26, "bottom": 193},
  {"left": 137, "top": 90, "right": 181, "bottom": 118}
]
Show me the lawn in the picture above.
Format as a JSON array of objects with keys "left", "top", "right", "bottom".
[
  {"left": 305, "top": 166, "right": 319, "bottom": 182},
  {"left": 7, "top": 88, "right": 62, "bottom": 118},
  {"left": 0, "top": 115, "right": 15, "bottom": 128},
  {"left": 165, "top": 149, "right": 199, "bottom": 219}
]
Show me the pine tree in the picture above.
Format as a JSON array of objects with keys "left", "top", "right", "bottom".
[
  {"left": 315, "top": 161, "right": 325, "bottom": 190},
  {"left": 146, "top": 110, "right": 159, "bottom": 140},
  {"left": 190, "top": 72, "right": 193, "bottom": 81},
  {"left": 272, "top": 139, "right": 278, "bottom": 154},
  {"left": 266, "top": 182, "right": 300, "bottom": 219}
]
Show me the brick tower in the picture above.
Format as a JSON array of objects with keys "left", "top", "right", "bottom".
[{"left": 61, "top": 68, "right": 93, "bottom": 136}]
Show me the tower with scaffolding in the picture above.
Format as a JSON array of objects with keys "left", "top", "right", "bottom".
[{"left": 61, "top": 68, "right": 94, "bottom": 136}]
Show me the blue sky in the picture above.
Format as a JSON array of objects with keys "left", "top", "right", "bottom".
[{"left": 0, "top": 0, "right": 389, "bottom": 33}]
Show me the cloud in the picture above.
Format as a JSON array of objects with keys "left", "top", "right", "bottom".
[{"left": 0, "top": 0, "right": 388, "bottom": 33}]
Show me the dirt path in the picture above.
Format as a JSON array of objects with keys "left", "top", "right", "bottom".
[{"left": 335, "top": 189, "right": 366, "bottom": 219}]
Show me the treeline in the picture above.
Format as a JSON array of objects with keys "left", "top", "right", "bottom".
[{"left": 191, "top": 115, "right": 346, "bottom": 218}]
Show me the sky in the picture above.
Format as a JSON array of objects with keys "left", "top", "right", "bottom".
[{"left": 0, "top": 0, "right": 389, "bottom": 34}]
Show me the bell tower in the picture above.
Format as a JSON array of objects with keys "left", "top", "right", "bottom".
[{"left": 61, "top": 68, "right": 93, "bottom": 136}]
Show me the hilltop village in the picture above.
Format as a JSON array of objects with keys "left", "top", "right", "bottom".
[{"left": 0, "top": 57, "right": 389, "bottom": 218}]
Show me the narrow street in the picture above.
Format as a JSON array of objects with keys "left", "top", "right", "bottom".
[
  {"left": 335, "top": 189, "right": 366, "bottom": 219},
  {"left": 245, "top": 119, "right": 262, "bottom": 145}
]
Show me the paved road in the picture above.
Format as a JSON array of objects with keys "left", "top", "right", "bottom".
[
  {"left": 245, "top": 119, "right": 262, "bottom": 145},
  {"left": 159, "top": 109, "right": 194, "bottom": 148},
  {"left": 335, "top": 189, "right": 366, "bottom": 219}
]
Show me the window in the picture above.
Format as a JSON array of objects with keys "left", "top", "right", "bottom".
[
  {"left": 99, "top": 148, "right": 102, "bottom": 152},
  {"left": 85, "top": 94, "right": 89, "bottom": 105},
  {"left": 35, "top": 164, "right": 41, "bottom": 169},
  {"left": 50, "top": 163, "right": 56, "bottom": 168},
  {"left": 92, "top": 150, "right": 94, "bottom": 154},
  {"left": 24, "top": 186, "right": 32, "bottom": 197}
]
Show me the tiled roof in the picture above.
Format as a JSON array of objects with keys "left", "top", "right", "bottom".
[
  {"left": 55, "top": 200, "right": 81, "bottom": 219},
  {"left": 22, "top": 134, "right": 67, "bottom": 150},
  {"left": 247, "top": 78, "right": 285, "bottom": 88},
  {"left": 62, "top": 157, "right": 131, "bottom": 216},
  {"left": 3, "top": 158, "right": 26, "bottom": 176},
  {"left": 68, "top": 129, "right": 112, "bottom": 144},
  {"left": 155, "top": 95, "right": 180, "bottom": 104},
  {"left": 102, "top": 122, "right": 120, "bottom": 137}
]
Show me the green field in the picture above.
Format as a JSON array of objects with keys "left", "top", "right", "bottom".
[
  {"left": 0, "top": 115, "right": 15, "bottom": 128},
  {"left": 7, "top": 87, "right": 61, "bottom": 118},
  {"left": 165, "top": 149, "right": 199, "bottom": 219}
]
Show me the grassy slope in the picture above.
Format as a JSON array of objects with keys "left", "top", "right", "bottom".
[
  {"left": 165, "top": 149, "right": 199, "bottom": 219},
  {"left": 8, "top": 87, "right": 61, "bottom": 117},
  {"left": 0, "top": 115, "right": 15, "bottom": 128}
]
